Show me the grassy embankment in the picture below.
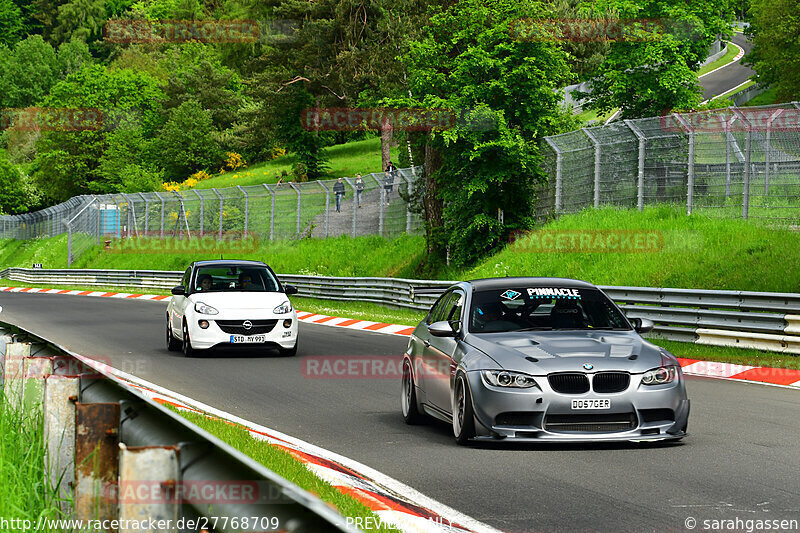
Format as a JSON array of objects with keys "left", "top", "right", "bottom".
[{"left": 0, "top": 396, "right": 64, "bottom": 529}]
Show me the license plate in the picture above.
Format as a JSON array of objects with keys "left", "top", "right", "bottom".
[
  {"left": 571, "top": 399, "right": 611, "bottom": 410},
  {"left": 230, "top": 334, "right": 266, "bottom": 344}
]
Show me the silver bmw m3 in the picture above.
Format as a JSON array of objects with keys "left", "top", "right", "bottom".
[{"left": 401, "top": 277, "right": 690, "bottom": 444}]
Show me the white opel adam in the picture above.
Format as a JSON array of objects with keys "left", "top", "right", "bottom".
[{"left": 166, "top": 260, "right": 299, "bottom": 357}]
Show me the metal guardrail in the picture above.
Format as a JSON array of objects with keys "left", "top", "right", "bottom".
[
  {"left": 3, "top": 269, "right": 800, "bottom": 346},
  {"left": 0, "top": 320, "right": 355, "bottom": 532}
]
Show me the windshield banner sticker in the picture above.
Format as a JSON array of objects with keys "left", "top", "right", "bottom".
[{"left": 527, "top": 287, "right": 581, "bottom": 298}]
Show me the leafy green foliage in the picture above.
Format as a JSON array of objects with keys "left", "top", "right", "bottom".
[
  {"left": 156, "top": 100, "right": 222, "bottom": 181},
  {"left": 33, "top": 64, "right": 165, "bottom": 201},
  {"left": 0, "top": 0, "right": 23, "bottom": 46},
  {"left": 0, "top": 158, "right": 41, "bottom": 214},
  {"left": 583, "top": 0, "right": 734, "bottom": 117},
  {"left": 52, "top": 0, "right": 106, "bottom": 44},
  {"left": 404, "top": 0, "right": 578, "bottom": 266},
  {"left": 745, "top": 0, "right": 800, "bottom": 101}
]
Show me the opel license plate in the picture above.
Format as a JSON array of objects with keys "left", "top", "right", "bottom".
[{"left": 230, "top": 334, "right": 266, "bottom": 344}]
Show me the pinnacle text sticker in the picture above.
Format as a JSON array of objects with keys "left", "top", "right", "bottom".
[{"left": 527, "top": 287, "right": 581, "bottom": 298}]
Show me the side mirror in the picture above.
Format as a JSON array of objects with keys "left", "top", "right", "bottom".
[
  {"left": 284, "top": 284, "right": 298, "bottom": 295},
  {"left": 171, "top": 285, "right": 186, "bottom": 296},
  {"left": 428, "top": 320, "right": 456, "bottom": 337},
  {"left": 632, "top": 317, "right": 654, "bottom": 334}
]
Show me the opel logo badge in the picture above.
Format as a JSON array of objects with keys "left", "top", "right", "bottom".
[
  {"left": 583, "top": 363, "right": 593, "bottom": 370},
  {"left": 242, "top": 320, "right": 253, "bottom": 330}
]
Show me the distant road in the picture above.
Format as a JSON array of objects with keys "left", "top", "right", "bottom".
[{"left": 701, "top": 32, "right": 755, "bottom": 101}]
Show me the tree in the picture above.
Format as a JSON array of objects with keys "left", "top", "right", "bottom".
[
  {"left": 52, "top": 0, "right": 106, "bottom": 44},
  {"left": 0, "top": 158, "right": 41, "bottom": 214},
  {"left": 0, "top": 0, "right": 23, "bottom": 47},
  {"left": 745, "top": 0, "right": 800, "bottom": 101},
  {"left": 155, "top": 100, "right": 222, "bottom": 181},
  {"left": 582, "top": 0, "right": 734, "bottom": 118},
  {"left": 33, "top": 64, "right": 165, "bottom": 202},
  {"left": 403, "top": 0, "right": 578, "bottom": 266}
]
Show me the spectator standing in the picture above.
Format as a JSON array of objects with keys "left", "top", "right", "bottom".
[
  {"left": 383, "top": 162, "right": 396, "bottom": 206},
  {"left": 355, "top": 174, "right": 365, "bottom": 207},
  {"left": 333, "top": 177, "right": 346, "bottom": 212}
]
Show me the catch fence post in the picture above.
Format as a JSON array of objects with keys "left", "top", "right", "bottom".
[
  {"left": 672, "top": 113, "right": 695, "bottom": 215},
  {"left": 237, "top": 185, "right": 249, "bottom": 236},
  {"left": 212, "top": 188, "right": 224, "bottom": 239},
  {"left": 263, "top": 184, "right": 275, "bottom": 240},
  {"left": 544, "top": 137, "right": 563, "bottom": 214},
  {"left": 764, "top": 109, "right": 783, "bottom": 196},
  {"left": 192, "top": 190, "right": 204, "bottom": 237},
  {"left": 624, "top": 120, "right": 647, "bottom": 211},
  {"left": 582, "top": 128, "right": 601, "bottom": 208},
  {"left": 318, "top": 181, "right": 330, "bottom": 238},
  {"left": 289, "top": 182, "right": 301, "bottom": 237}
]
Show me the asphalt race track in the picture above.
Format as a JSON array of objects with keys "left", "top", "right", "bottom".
[
  {"left": 2, "top": 292, "right": 799, "bottom": 532},
  {"left": 700, "top": 33, "right": 755, "bottom": 101}
]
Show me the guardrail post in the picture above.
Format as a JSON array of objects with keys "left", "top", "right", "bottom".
[
  {"left": 582, "top": 128, "right": 601, "bottom": 208},
  {"left": 44, "top": 375, "right": 80, "bottom": 505},
  {"left": 764, "top": 109, "right": 783, "bottom": 196},
  {"left": 23, "top": 355, "right": 53, "bottom": 413},
  {"left": 237, "top": 185, "right": 249, "bottom": 236},
  {"left": 211, "top": 188, "right": 224, "bottom": 239},
  {"left": 74, "top": 402, "right": 120, "bottom": 524},
  {"left": 318, "top": 181, "right": 330, "bottom": 238},
  {"left": 624, "top": 120, "right": 646, "bottom": 211},
  {"left": 192, "top": 190, "right": 204, "bottom": 237},
  {"left": 263, "top": 184, "right": 275, "bottom": 241},
  {"left": 118, "top": 445, "right": 179, "bottom": 533},
  {"left": 288, "top": 182, "right": 301, "bottom": 237},
  {"left": 672, "top": 113, "right": 695, "bottom": 215},
  {"left": 2, "top": 342, "right": 30, "bottom": 408},
  {"left": 544, "top": 137, "right": 563, "bottom": 214}
]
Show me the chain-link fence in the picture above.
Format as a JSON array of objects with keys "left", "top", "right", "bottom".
[
  {"left": 539, "top": 103, "right": 800, "bottom": 224},
  {"left": 0, "top": 167, "right": 424, "bottom": 265}
]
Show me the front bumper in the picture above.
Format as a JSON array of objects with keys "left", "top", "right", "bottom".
[
  {"left": 187, "top": 312, "right": 298, "bottom": 350},
  {"left": 466, "top": 370, "right": 690, "bottom": 442}
]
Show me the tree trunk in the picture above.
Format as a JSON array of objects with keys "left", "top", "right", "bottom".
[
  {"left": 423, "top": 142, "right": 444, "bottom": 257},
  {"left": 380, "top": 115, "right": 393, "bottom": 171}
]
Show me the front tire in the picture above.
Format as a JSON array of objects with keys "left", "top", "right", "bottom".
[
  {"left": 166, "top": 315, "right": 181, "bottom": 352},
  {"left": 401, "top": 359, "right": 423, "bottom": 425},
  {"left": 182, "top": 321, "right": 196, "bottom": 358},
  {"left": 453, "top": 373, "right": 476, "bottom": 445}
]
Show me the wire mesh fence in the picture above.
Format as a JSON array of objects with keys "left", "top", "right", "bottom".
[
  {"left": 540, "top": 103, "right": 800, "bottom": 224},
  {"left": 0, "top": 166, "right": 424, "bottom": 266}
]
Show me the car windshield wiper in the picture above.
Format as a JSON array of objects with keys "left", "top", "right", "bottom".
[{"left": 515, "top": 327, "right": 553, "bottom": 332}]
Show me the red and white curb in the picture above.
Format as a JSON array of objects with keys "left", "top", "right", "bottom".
[
  {"left": 698, "top": 41, "right": 745, "bottom": 79},
  {"left": 5, "top": 285, "right": 800, "bottom": 389},
  {"left": 75, "top": 354, "right": 499, "bottom": 533}
]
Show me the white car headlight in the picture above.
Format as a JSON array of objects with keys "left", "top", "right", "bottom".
[
  {"left": 273, "top": 301, "right": 292, "bottom": 314},
  {"left": 194, "top": 302, "right": 219, "bottom": 315},
  {"left": 641, "top": 366, "right": 677, "bottom": 385},
  {"left": 481, "top": 370, "right": 539, "bottom": 389}
]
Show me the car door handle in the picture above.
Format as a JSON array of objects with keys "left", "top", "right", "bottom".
[{"left": 423, "top": 339, "right": 431, "bottom": 347}]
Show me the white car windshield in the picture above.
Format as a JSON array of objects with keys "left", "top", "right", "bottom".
[
  {"left": 192, "top": 265, "right": 280, "bottom": 293},
  {"left": 470, "top": 287, "right": 630, "bottom": 333}
]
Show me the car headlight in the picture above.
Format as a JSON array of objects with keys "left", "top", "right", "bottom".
[
  {"left": 481, "top": 370, "right": 539, "bottom": 389},
  {"left": 194, "top": 302, "right": 219, "bottom": 315},
  {"left": 273, "top": 301, "right": 292, "bottom": 314},
  {"left": 641, "top": 366, "right": 677, "bottom": 385}
]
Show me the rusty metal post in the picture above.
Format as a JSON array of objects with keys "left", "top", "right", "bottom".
[
  {"left": 118, "top": 445, "right": 179, "bottom": 533},
  {"left": 74, "top": 403, "right": 120, "bottom": 524},
  {"left": 23, "top": 356, "right": 53, "bottom": 413},
  {"left": 44, "top": 375, "right": 80, "bottom": 504},
  {"left": 2, "top": 342, "right": 30, "bottom": 408}
]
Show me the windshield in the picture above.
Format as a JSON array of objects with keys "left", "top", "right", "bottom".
[
  {"left": 192, "top": 265, "right": 280, "bottom": 293},
  {"left": 469, "top": 286, "right": 630, "bottom": 333}
]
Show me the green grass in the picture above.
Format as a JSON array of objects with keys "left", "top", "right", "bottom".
[
  {"left": 713, "top": 80, "right": 756, "bottom": 101},
  {"left": 0, "top": 396, "right": 65, "bottom": 530},
  {"left": 0, "top": 234, "right": 427, "bottom": 277},
  {"left": 576, "top": 107, "right": 618, "bottom": 125},
  {"left": 170, "top": 407, "right": 400, "bottom": 533},
  {"left": 697, "top": 41, "right": 741, "bottom": 76},
  {"left": 194, "top": 138, "right": 385, "bottom": 190},
  {"left": 742, "top": 87, "right": 780, "bottom": 107},
  {"left": 464, "top": 205, "right": 800, "bottom": 292},
  {"left": 292, "top": 296, "right": 426, "bottom": 325}
]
